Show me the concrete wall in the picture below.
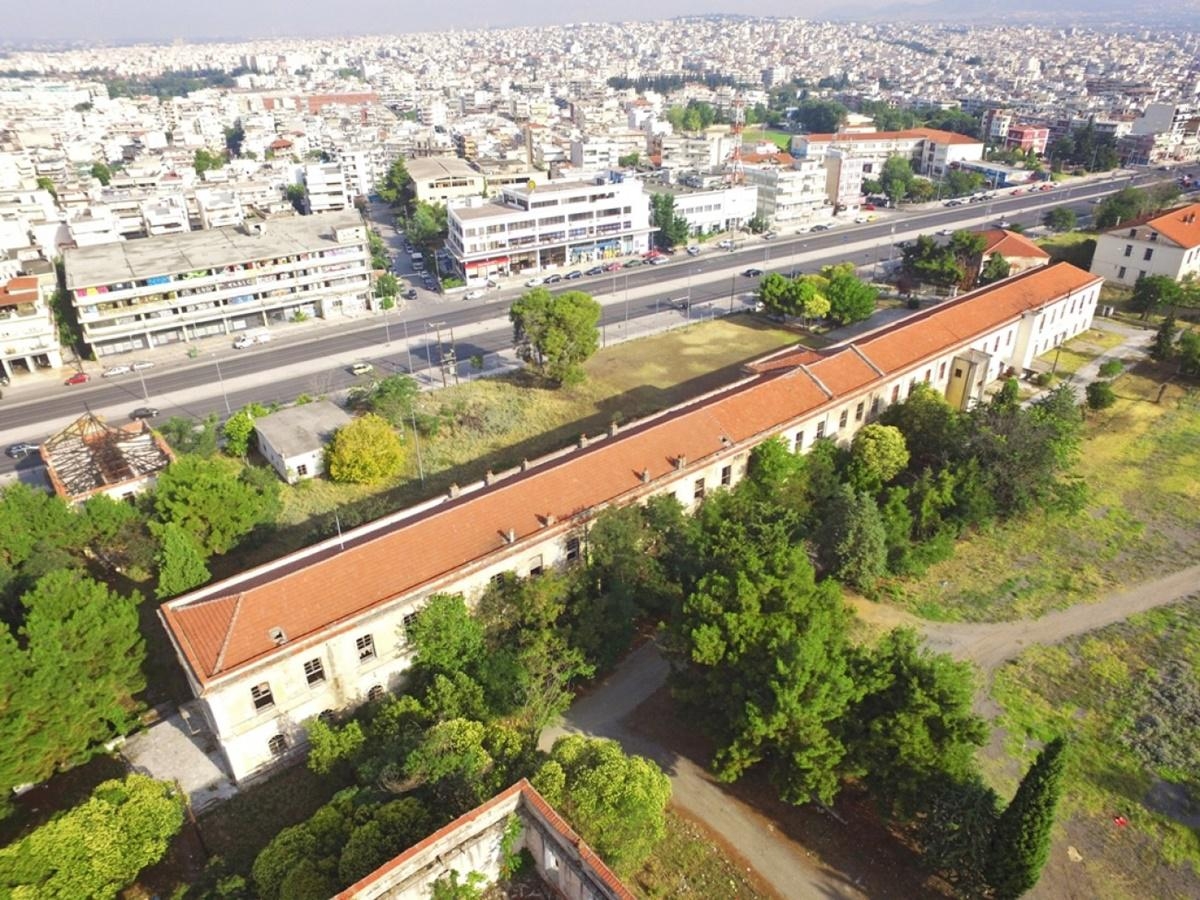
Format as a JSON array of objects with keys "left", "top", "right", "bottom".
[{"left": 1091, "top": 232, "right": 1195, "bottom": 286}]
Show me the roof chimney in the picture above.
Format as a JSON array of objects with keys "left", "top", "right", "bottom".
[
  {"left": 484, "top": 470, "right": 495, "bottom": 485},
  {"left": 674, "top": 454, "right": 687, "bottom": 470},
  {"left": 448, "top": 483, "right": 460, "bottom": 499},
  {"left": 504, "top": 528, "right": 517, "bottom": 544},
  {"left": 609, "top": 421, "right": 619, "bottom": 437},
  {"left": 268, "top": 626, "right": 288, "bottom": 646},
  {"left": 579, "top": 433, "right": 589, "bottom": 448},
  {"left": 640, "top": 468, "right": 651, "bottom": 483}
]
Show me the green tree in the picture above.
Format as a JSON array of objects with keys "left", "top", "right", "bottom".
[
  {"left": 157, "top": 414, "right": 219, "bottom": 456},
  {"left": 794, "top": 99, "right": 848, "bottom": 134},
  {"left": 377, "top": 157, "right": 413, "bottom": 208},
  {"left": 985, "top": 738, "right": 1067, "bottom": 900},
  {"left": 193, "top": 148, "right": 226, "bottom": 174},
  {"left": 533, "top": 736, "right": 671, "bottom": 877},
  {"left": 403, "top": 718, "right": 528, "bottom": 812},
  {"left": 819, "top": 484, "right": 889, "bottom": 589},
  {"left": 0, "top": 572, "right": 144, "bottom": 804},
  {"left": 880, "top": 155, "right": 915, "bottom": 206},
  {"left": 840, "top": 629, "right": 987, "bottom": 813},
  {"left": 1150, "top": 315, "right": 1178, "bottom": 361},
  {"left": 509, "top": 289, "right": 601, "bottom": 385},
  {"left": 756, "top": 271, "right": 793, "bottom": 316},
  {"left": 153, "top": 521, "right": 211, "bottom": 599},
  {"left": 649, "top": 193, "right": 691, "bottom": 250},
  {"left": 406, "top": 593, "right": 487, "bottom": 679},
  {"left": 351, "top": 373, "right": 420, "bottom": 427},
  {"left": 1085, "top": 379, "right": 1117, "bottom": 410},
  {"left": 154, "top": 455, "right": 275, "bottom": 555},
  {"left": 375, "top": 272, "right": 398, "bottom": 300},
  {"left": 221, "top": 402, "right": 269, "bottom": 458},
  {"left": 847, "top": 423, "right": 910, "bottom": 493},
  {"left": 977, "top": 252, "right": 1011, "bottom": 286},
  {"left": 306, "top": 717, "right": 366, "bottom": 776},
  {"left": 1041, "top": 207, "right": 1077, "bottom": 232},
  {"left": 0, "top": 775, "right": 183, "bottom": 899},
  {"left": 902, "top": 234, "right": 963, "bottom": 288},
  {"left": 90, "top": 161, "right": 112, "bottom": 186},
  {"left": 792, "top": 275, "right": 831, "bottom": 324},
  {"left": 823, "top": 265, "right": 878, "bottom": 325},
  {"left": 879, "top": 382, "right": 963, "bottom": 472},
  {"left": 326, "top": 414, "right": 407, "bottom": 484},
  {"left": 671, "top": 534, "right": 857, "bottom": 805},
  {"left": 35, "top": 176, "right": 57, "bottom": 198},
  {"left": 617, "top": 151, "right": 640, "bottom": 168},
  {"left": 408, "top": 201, "right": 447, "bottom": 251},
  {"left": 1130, "top": 274, "right": 1182, "bottom": 320},
  {"left": 285, "top": 183, "right": 307, "bottom": 214},
  {"left": 336, "top": 798, "right": 431, "bottom": 885}
]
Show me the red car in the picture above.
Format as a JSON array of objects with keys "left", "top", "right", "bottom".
[
  {"left": 604, "top": 262, "right": 623, "bottom": 272},
  {"left": 862, "top": 203, "right": 876, "bottom": 211},
  {"left": 64, "top": 371, "right": 90, "bottom": 385}
]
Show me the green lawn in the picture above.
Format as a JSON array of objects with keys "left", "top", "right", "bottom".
[
  {"left": 883, "top": 366, "right": 1200, "bottom": 622},
  {"left": 1036, "top": 231, "right": 1096, "bottom": 269},
  {"left": 989, "top": 599, "right": 1200, "bottom": 899},
  {"left": 742, "top": 126, "right": 794, "bottom": 153},
  {"left": 632, "top": 810, "right": 771, "bottom": 899}
]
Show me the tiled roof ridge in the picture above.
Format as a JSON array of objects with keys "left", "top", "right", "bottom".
[
  {"left": 849, "top": 343, "right": 886, "bottom": 376},
  {"left": 796, "top": 363, "right": 833, "bottom": 398},
  {"left": 211, "top": 593, "right": 245, "bottom": 676}
]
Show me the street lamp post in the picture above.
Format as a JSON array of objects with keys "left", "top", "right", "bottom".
[
  {"left": 136, "top": 367, "right": 149, "bottom": 402},
  {"left": 212, "top": 355, "right": 231, "bottom": 415}
]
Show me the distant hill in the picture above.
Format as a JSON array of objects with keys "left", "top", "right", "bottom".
[{"left": 826, "top": 0, "right": 1200, "bottom": 27}]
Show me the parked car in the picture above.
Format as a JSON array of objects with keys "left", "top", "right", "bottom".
[
  {"left": 585, "top": 265, "right": 605, "bottom": 276},
  {"left": 65, "top": 371, "right": 91, "bottom": 385},
  {"left": 762, "top": 231, "right": 778, "bottom": 240},
  {"left": 565, "top": 270, "right": 583, "bottom": 280},
  {"left": 938, "top": 228, "right": 955, "bottom": 236},
  {"left": 810, "top": 223, "right": 831, "bottom": 232},
  {"left": 649, "top": 256, "right": 669, "bottom": 265},
  {"left": 350, "top": 362, "right": 374, "bottom": 376},
  {"left": 6, "top": 441, "right": 38, "bottom": 459},
  {"left": 0, "top": 374, "right": 9, "bottom": 386},
  {"left": 997, "top": 220, "right": 1012, "bottom": 228},
  {"left": 403, "top": 288, "right": 418, "bottom": 300},
  {"left": 525, "top": 277, "right": 543, "bottom": 287},
  {"left": 853, "top": 216, "right": 869, "bottom": 224},
  {"left": 742, "top": 268, "right": 764, "bottom": 277},
  {"left": 130, "top": 407, "right": 159, "bottom": 420},
  {"left": 862, "top": 204, "right": 877, "bottom": 211},
  {"left": 131, "top": 360, "right": 155, "bottom": 371},
  {"left": 716, "top": 239, "right": 734, "bottom": 249},
  {"left": 604, "top": 262, "right": 623, "bottom": 272},
  {"left": 543, "top": 273, "right": 563, "bottom": 284},
  {"left": 623, "top": 258, "right": 644, "bottom": 268},
  {"left": 464, "top": 289, "right": 484, "bottom": 300},
  {"left": 685, "top": 246, "right": 701, "bottom": 256},
  {"left": 669, "top": 297, "right": 691, "bottom": 312},
  {"left": 102, "top": 364, "right": 132, "bottom": 377},
  {"left": 234, "top": 331, "right": 271, "bottom": 349}
]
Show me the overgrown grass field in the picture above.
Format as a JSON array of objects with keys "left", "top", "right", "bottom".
[
  {"left": 989, "top": 599, "right": 1200, "bottom": 899},
  {"left": 632, "top": 810, "right": 772, "bottom": 899},
  {"left": 883, "top": 364, "right": 1200, "bottom": 622}
]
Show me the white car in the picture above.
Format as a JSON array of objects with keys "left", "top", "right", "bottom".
[
  {"left": 525, "top": 277, "right": 543, "bottom": 288},
  {"left": 685, "top": 246, "right": 701, "bottom": 256},
  {"left": 649, "top": 256, "right": 670, "bottom": 265},
  {"left": 131, "top": 360, "right": 155, "bottom": 371},
  {"left": 938, "top": 228, "right": 955, "bottom": 236},
  {"left": 717, "top": 239, "right": 734, "bottom": 249},
  {"left": 102, "top": 364, "right": 132, "bottom": 378},
  {"left": 464, "top": 289, "right": 484, "bottom": 300}
]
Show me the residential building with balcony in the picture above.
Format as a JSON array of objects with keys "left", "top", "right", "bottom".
[
  {"left": 303, "top": 162, "right": 350, "bottom": 214},
  {"left": 142, "top": 196, "right": 191, "bottom": 237},
  {"left": 195, "top": 189, "right": 245, "bottom": 230},
  {"left": 0, "top": 271, "right": 62, "bottom": 380},
  {"left": 1005, "top": 125, "right": 1049, "bottom": 155},
  {"left": 159, "top": 261, "right": 1101, "bottom": 784},
  {"left": 743, "top": 157, "right": 829, "bottom": 225},
  {"left": 447, "top": 176, "right": 652, "bottom": 283},
  {"left": 1090, "top": 202, "right": 1200, "bottom": 286},
  {"left": 406, "top": 157, "right": 486, "bottom": 205},
  {"left": 63, "top": 212, "right": 371, "bottom": 357}
]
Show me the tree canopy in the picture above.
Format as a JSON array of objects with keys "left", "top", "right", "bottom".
[
  {"left": 649, "top": 193, "right": 690, "bottom": 250},
  {"left": 509, "top": 289, "right": 601, "bottom": 385},
  {"left": 822, "top": 263, "right": 878, "bottom": 325},
  {"left": 153, "top": 455, "right": 277, "bottom": 555},
  {"left": 326, "top": 414, "right": 407, "bottom": 484},
  {"left": 985, "top": 738, "right": 1067, "bottom": 899}
]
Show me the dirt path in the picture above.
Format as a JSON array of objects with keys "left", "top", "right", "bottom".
[{"left": 849, "top": 562, "right": 1200, "bottom": 678}]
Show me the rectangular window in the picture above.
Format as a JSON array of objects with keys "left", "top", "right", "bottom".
[
  {"left": 251, "top": 682, "right": 274, "bottom": 712},
  {"left": 815, "top": 421, "right": 826, "bottom": 439},
  {"left": 565, "top": 536, "right": 581, "bottom": 562},
  {"left": 938, "top": 361, "right": 947, "bottom": 379},
  {"left": 402, "top": 611, "right": 419, "bottom": 639},
  {"left": 693, "top": 477, "right": 706, "bottom": 502},
  {"left": 891, "top": 384, "right": 900, "bottom": 403},
  {"left": 1139, "top": 270, "right": 1146, "bottom": 280},
  {"left": 1143, "top": 247, "right": 1153, "bottom": 261},
  {"left": 490, "top": 572, "right": 505, "bottom": 586},
  {"left": 720, "top": 464, "right": 732, "bottom": 486},
  {"left": 908, "top": 378, "right": 917, "bottom": 396},
  {"left": 855, "top": 401, "right": 864, "bottom": 421},
  {"left": 303, "top": 658, "right": 325, "bottom": 686},
  {"left": 356, "top": 634, "right": 376, "bottom": 663},
  {"left": 793, "top": 430, "right": 804, "bottom": 452},
  {"left": 1118, "top": 265, "right": 1126, "bottom": 279},
  {"left": 838, "top": 409, "right": 848, "bottom": 429},
  {"left": 1123, "top": 244, "right": 1132, "bottom": 257},
  {"left": 296, "top": 463, "right": 308, "bottom": 477},
  {"left": 954, "top": 367, "right": 963, "bottom": 378},
  {"left": 528, "top": 554, "right": 544, "bottom": 577},
  {"left": 1007, "top": 330, "right": 1012, "bottom": 346},
  {"left": 871, "top": 396, "right": 882, "bottom": 416}
]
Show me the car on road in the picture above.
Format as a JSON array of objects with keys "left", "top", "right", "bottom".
[
  {"left": 350, "top": 362, "right": 374, "bottom": 376},
  {"left": 102, "top": 364, "right": 132, "bottom": 377},
  {"left": 742, "top": 268, "right": 764, "bottom": 277},
  {"left": 545, "top": 273, "right": 564, "bottom": 284},
  {"left": 862, "top": 204, "right": 877, "bottom": 211},
  {"left": 130, "top": 407, "right": 159, "bottom": 420},
  {"left": 685, "top": 246, "right": 701, "bottom": 256},
  {"left": 716, "top": 239, "right": 734, "bottom": 249},
  {"left": 938, "top": 228, "right": 955, "bottom": 236},
  {"left": 585, "top": 265, "right": 605, "bottom": 276},
  {"left": 853, "top": 216, "right": 869, "bottom": 224},
  {"left": 623, "top": 258, "right": 644, "bottom": 268},
  {"left": 234, "top": 331, "right": 271, "bottom": 349},
  {"left": 604, "top": 262, "right": 623, "bottom": 272},
  {"left": 668, "top": 297, "right": 691, "bottom": 312},
  {"left": 810, "top": 223, "right": 831, "bottom": 232},
  {"left": 525, "top": 277, "right": 543, "bottom": 287},
  {"left": 6, "top": 441, "right": 38, "bottom": 459},
  {"left": 762, "top": 231, "right": 778, "bottom": 240},
  {"left": 131, "top": 360, "right": 155, "bottom": 371},
  {"left": 403, "top": 288, "right": 418, "bottom": 300},
  {"left": 997, "top": 220, "right": 1012, "bottom": 228},
  {"left": 464, "top": 289, "right": 484, "bottom": 300},
  {"left": 649, "top": 255, "right": 669, "bottom": 265},
  {"left": 565, "top": 270, "right": 583, "bottom": 280},
  {"left": 65, "top": 371, "right": 91, "bottom": 385}
]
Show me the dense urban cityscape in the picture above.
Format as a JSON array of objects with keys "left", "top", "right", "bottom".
[{"left": 1, "top": 9, "right": 1199, "bottom": 900}]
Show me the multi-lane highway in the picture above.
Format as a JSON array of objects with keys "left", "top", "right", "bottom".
[{"left": 1, "top": 166, "right": 1191, "bottom": 476}]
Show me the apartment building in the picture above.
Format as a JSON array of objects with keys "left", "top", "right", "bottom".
[
  {"left": 63, "top": 212, "right": 371, "bottom": 357},
  {"left": 159, "top": 261, "right": 1102, "bottom": 783},
  {"left": 1090, "top": 202, "right": 1200, "bottom": 286},
  {"left": 406, "top": 157, "right": 486, "bottom": 205},
  {"left": 743, "top": 157, "right": 829, "bottom": 225},
  {"left": 0, "top": 271, "right": 62, "bottom": 380},
  {"left": 303, "top": 162, "right": 350, "bottom": 214},
  {"left": 446, "top": 176, "right": 652, "bottom": 282},
  {"left": 792, "top": 128, "right": 984, "bottom": 179},
  {"left": 824, "top": 148, "right": 866, "bottom": 209},
  {"left": 1004, "top": 125, "right": 1049, "bottom": 155},
  {"left": 645, "top": 181, "right": 757, "bottom": 235},
  {"left": 195, "top": 189, "right": 245, "bottom": 230}
]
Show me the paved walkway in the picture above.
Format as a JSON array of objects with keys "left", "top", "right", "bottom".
[{"left": 121, "top": 706, "right": 237, "bottom": 813}]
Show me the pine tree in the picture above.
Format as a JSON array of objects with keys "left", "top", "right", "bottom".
[
  {"left": 985, "top": 736, "right": 1067, "bottom": 899},
  {"left": 154, "top": 522, "right": 211, "bottom": 599},
  {"left": 1150, "top": 315, "right": 1178, "bottom": 362}
]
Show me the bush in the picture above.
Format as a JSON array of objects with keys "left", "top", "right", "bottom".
[
  {"left": 1097, "top": 359, "right": 1124, "bottom": 378},
  {"left": 1085, "top": 379, "right": 1117, "bottom": 410},
  {"left": 1034, "top": 372, "right": 1054, "bottom": 387}
]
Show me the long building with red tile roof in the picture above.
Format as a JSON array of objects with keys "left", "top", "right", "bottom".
[
  {"left": 160, "top": 261, "right": 1103, "bottom": 783},
  {"left": 1091, "top": 201, "right": 1200, "bottom": 286},
  {"left": 792, "top": 127, "right": 985, "bottom": 179}
]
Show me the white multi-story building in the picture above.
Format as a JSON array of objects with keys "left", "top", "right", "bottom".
[
  {"left": 0, "top": 270, "right": 62, "bottom": 380},
  {"left": 142, "top": 196, "right": 191, "bottom": 237},
  {"left": 303, "top": 162, "right": 350, "bottom": 214},
  {"left": 195, "top": 189, "right": 245, "bottom": 231},
  {"left": 447, "top": 175, "right": 653, "bottom": 282},
  {"left": 570, "top": 138, "right": 620, "bottom": 171},
  {"left": 406, "top": 157, "right": 486, "bottom": 205},
  {"left": 64, "top": 212, "right": 371, "bottom": 357},
  {"left": 1090, "top": 202, "right": 1200, "bottom": 286},
  {"left": 337, "top": 149, "right": 375, "bottom": 201},
  {"left": 824, "top": 149, "right": 866, "bottom": 209},
  {"left": 160, "top": 261, "right": 1102, "bottom": 784},
  {"left": 646, "top": 182, "right": 757, "bottom": 235},
  {"left": 743, "top": 158, "right": 829, "bottom": 226},
  {"left": 793, "top": 127, "right": 984, "bottom": 179}
]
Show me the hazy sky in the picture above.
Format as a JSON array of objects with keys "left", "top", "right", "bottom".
[{"left": 6, "top": 0, "right": 860, "bottom": 44}]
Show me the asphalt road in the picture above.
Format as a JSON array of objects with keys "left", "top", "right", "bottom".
[{"left": 2, "top": 167, "right": 1191, "bottom": 476}]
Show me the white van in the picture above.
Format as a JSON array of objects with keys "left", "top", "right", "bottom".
[{"left": 233, "top": 330, "right": 271, "bottom": 349}]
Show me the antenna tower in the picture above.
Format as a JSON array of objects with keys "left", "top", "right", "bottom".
[{"left": 726, "top": 94, "right": 746, "bottom": 184}]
